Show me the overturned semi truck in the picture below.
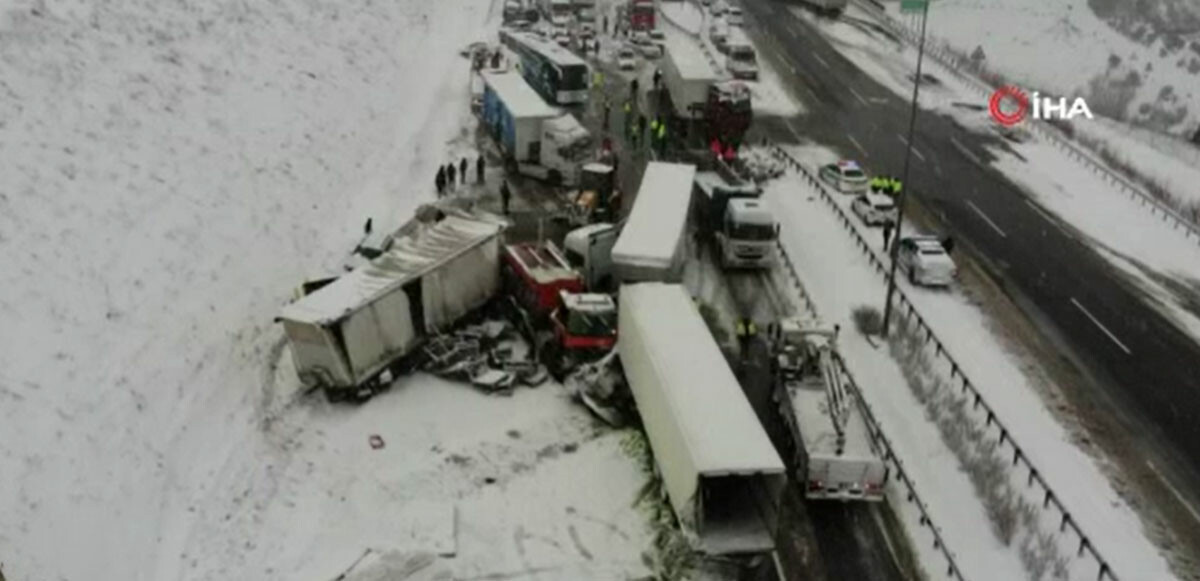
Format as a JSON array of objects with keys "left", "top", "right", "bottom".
[{"left": 276, "top": 210, "right": 506, "bottom": 401}]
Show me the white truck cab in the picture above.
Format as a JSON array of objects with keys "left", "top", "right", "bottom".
[
  {"left": 721, "top": 198, "right": 778, "bottom": 267},
  {"left": 522, "top": 114, "right": 591, "bottom": 186},
  {"left": 564, "top": 222, "right": 620, "bottom": 291}
]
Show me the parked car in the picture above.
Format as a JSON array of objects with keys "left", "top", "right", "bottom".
[
  {"left": 818, "top": 160, "right": 869, "bottom": 193},
  {"left": 712, "top": 0, "right": 729, "bottom": 17},
  {"left": 726, "top": 6, "right": 744, "bottom": 26},
  {"left": 617, "top": 45, "right": 638, "bottom": 70},
  {"left": 709, "top": 17, "right": 730, "bottom": 53},
  {"left": 851, "top": 192, "right": 898, "bottom": 226},
  {"left": 631, "top": 31, "right": 662, "bottom": 57},
  {"left": 897, "top": 236, "right": 957, "bottom": 287}
]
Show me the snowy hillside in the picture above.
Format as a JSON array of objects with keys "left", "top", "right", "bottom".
[
  {"left": 901, "top": 0, "right": 1200, "bottom": 134},
  {"left": 0, "top": 0, "right": 498, "bottom": 578}
]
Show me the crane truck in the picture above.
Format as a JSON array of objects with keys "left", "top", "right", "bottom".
[{"left": 770, "top": 317, "right": 888, "bottom": 501}]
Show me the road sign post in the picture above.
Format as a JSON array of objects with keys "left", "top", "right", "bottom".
[{"left": 882, "top": 0, "right": 930, "bottom": 337}]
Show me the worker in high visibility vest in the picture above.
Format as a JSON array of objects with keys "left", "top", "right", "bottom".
[
  {"left": 592, "top": 70, "right": 604, "bottom": 89},
  {"left": 735, "top": 317, "right": 757, "bottom": 352},
  {"left": 890, "top": 178, "right": 903, "bottom": 196},
  {"left": 655, "top": 120, "right": 667, "bottom": 155},
  {"left": 869, "top": 175, "right": 886, "bottom": 193}
]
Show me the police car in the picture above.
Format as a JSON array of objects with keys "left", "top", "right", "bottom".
[
  {"left": 818, "top": 160, "right": 869, "bottom": 194},
  {"left": 897, "top": 236, "right": 957, "bottom": 287}
]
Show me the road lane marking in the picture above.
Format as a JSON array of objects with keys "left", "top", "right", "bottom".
[
  {"left": 1070, "top": 297, "right": 1132, "bottom": 355},
  {"left": 966, "top": 200, "right": 1007, "bottom": 238},
  {"left": 1146, "top": 460, "right": 1200, "bottom": 524},
  {"left": 911, "top": 147, "right": 926, "bottom": 162},
  {"left": 847, "top": 86, "right": 868, "bottom": 106},
  {"left": 847, "top": 135, "right": 867, "bottom": 157},
  {"left": 951, "top": 137, "right": 983, "bottom": 166},
  {"left": 784, "top": 119, "right": 804, "bottom": 142},
  {"left": 1023, "top": 199, "right": 1055, "bottom": 224},
  {"left": 812, "top": 52, "right": 830, "bottom": 70},
  {"left": 786, "top": 20, "right": 803, "bottom": 38}
]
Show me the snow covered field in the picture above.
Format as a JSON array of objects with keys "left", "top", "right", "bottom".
[
  {"left": 885, "top": 0, "right": 1200, "bottom": 135},
  {"left": 764, "top": 153, "right": 1177, "bottom": 579},
  {"left": 0, "top": 0, "right": 646, "bottom": 578}
]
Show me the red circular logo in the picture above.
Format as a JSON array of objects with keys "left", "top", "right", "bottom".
[{"left": 989, "top": 86, "right": 1028, "bottom": 126}]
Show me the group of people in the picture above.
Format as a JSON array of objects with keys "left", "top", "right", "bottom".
[
  {"left": 622, "top": 112, "right": 667, "bottom": 155},
  {"left": 869, "top": 175, "right": 903, "bottom": 196},
  {"left": 435, "top": 155, "right": 486, "bottom": 197}
]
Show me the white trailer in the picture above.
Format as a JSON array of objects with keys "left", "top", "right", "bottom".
[
  {"left": 660, "top": 33, "right": 722, "bottom": 118},
  {"left": 619, "top": 283, "right": 786, "bottom": 555},
  {"left": 610, "top": 162, "right": 696, "bottom": 283},
  {"left": 277, "top": 211, "right": 506, "bottom": 401},
  {"left": 770, "top": 318, "right": 888, "bottom": 501}
]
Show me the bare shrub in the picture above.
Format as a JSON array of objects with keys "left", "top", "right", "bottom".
[{"left": 852, "top": 305, "right": 884, "bottom": 336}]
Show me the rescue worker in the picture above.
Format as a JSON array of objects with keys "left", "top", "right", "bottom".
[
  {"left": 491, "top": 50, "right": 502, "bottom": 70},
  {"left": 593, "top": 69, "right": 604, "bottom": 90},
  {"left": 603, "top": 15, "right": 609, "bottom": 35},
  {"left": 446, "top": 162, "right": 456, "bottom": 190},
  {"left": 656, "top": 119, "right": 667, "bottom": 156},
  {"left": 882, "top": 221, "right": 894, "bottom": 251},
  {"left": 630, "top": 77, "right": 639, "bottom": 100},
  {"left": 647, "top": 117, "right": 657, "bottom": 150},
  {"left": 869, "top": 175, "right": 886, "bottom": 193},
  {"left": 602, "top": 99, "right": 611, "bottom": 130},
  {"left": 435, "top": 165, "right": 446, "bottom": 197},
  {"left": 941, "top": 235, "right": 955, "bottom": 255},
  {"left": 476, "top": 155, "right": 485, "bottom": 184},
  {"left": 460, "top": 157, "right": 469, "bottom": 184},
  {"left": 710, "top": 137, "right": 723, "bottom": 160},
  {"left": 500, "top": 180, "right": 512, "bottom": 215},
  {"left": 652, "top": 68, "right": 662, "bottom": 91},
  {"left": 736, "top": 317, "right": 758, "bottom": 354},
  {"left": 890, "top": 178, "right": 903, "bottom": 196},
  {"left": 622, "top": 100, "right": 633, "bottom": 139}
]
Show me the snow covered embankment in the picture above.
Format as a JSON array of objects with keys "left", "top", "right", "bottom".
[{"left": 0, "top": 0, "right": 492, "bottom": 578}]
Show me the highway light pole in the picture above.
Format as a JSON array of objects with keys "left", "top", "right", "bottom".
[{"left": 882, "top": 0, "right": 930, "bottom": 337}]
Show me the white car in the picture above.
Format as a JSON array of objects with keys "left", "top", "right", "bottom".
[
  {"left": 851, "top": 192, "right": 898, "bottom": 226},
  {"left": 616, "top": 46, "right": 637, "bottom": 70},
  {"left": 631, "top": 31, "right": 662, "bottom": 58},
  {"left": 726, "top": 6, "right": 744, "bottom": 27},
  {"left": 897, "top": 236, "right": 957, "bottom": 287},
  {"left": 712, "top": 0, "right": 729, "bottom": 17},
  {"left": 819, "top": 160, "right": 869, "bottom": 193}
]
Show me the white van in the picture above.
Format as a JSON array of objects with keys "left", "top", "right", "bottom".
[
  {"left": 725, "top": 29, "right": 758, "bottom": 79},
  {"left": 726, "top": 7, "right": 744, "bottom": 27}
]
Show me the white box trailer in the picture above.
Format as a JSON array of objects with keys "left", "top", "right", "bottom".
[
  {"left": 619, "top": 283, "right": 786, "bottom": 555},
  {"left": 277, "top": 211, "right": 506, "bottom": 401},
  {"left": 660, "top": 32, "right": 722, "bottom": 118},
  {"left": 610, "top": 162, "right": 696, "bottom": 283}
]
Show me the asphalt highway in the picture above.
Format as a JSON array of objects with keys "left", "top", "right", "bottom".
[{"left": 740, "top": 0, "right": 1200, "bottom": 541}]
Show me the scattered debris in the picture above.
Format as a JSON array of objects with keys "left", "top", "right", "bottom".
[
  {"left": 368, "top": 434, "right": 386, "bottom": 450},
  {"left": 738, "top": 147, "right": 786, "bottom": 182},
  {"left": 564, "top": 349, "right": 631, "bottom": 426}
]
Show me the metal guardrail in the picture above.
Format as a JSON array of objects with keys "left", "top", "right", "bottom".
[
  {"left": 768, "top": 143, "right": 1120, "bottom": 581},
  {"left": 856, "top": 0, "right": 1200, "bottom": 246}
]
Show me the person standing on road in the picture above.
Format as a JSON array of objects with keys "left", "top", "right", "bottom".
[
  {"left": 882, "top": 221, "right": 894, "bottom": 251},
  {"left": 656, "top": 119, "right": 667, "bottom": 156},
  {"left": 602, "top": 99, "right": 611, "bottom": 130},
  {"left": 476, "top": 156, "right": 485, "bottom": 184},
  {"left": 447, "top": 162, "right": 456, "bottom": 190},
  {"left": 500, "top": 180, "right": 512, "bottom": 215},
  {"left": 603, "top": 15, "right": 609, "bottom": 35},
  {"left": 652, "top": 68, "right": 662, "bottom": 91},
  {"left": 460, "top": 157, "right": 469, "bottom": 184},
  {"left": 941, "top": 235, "right": 955, "bottom": 254},
  {"left": 630, "top": 77, "right": 639, "bottom": 101},
  {"left": 435, "top": 166, "right": 446, "bottom": 197}
]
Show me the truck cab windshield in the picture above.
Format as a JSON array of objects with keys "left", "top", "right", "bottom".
[
  {"left": 729, "top": 222, "right": 777, "bottom": 241},
  {"left": 731, "top": 47, "right": 756, "bottom": 63},
  {"left": 566, "top": 310, "right": 617, "bottom": 337}
]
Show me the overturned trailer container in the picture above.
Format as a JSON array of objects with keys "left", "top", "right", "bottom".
[
  {"left": 277, "top": 211, "right": 506, "bottom": 401},
  {"left": 619, "top": 282, "right": 786, "bottom": 555}
]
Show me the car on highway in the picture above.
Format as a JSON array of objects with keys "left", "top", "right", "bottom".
[
  {"left": 631, "top": 31, "right": 662, "bottom": 58},
  {"left": 616, "top": 45, "right": 637, "bottom": 70},
  {"left": 726, "top": 6, "right": 744, "bottom": 27},
  {"left": 712, "top": 0, "right": 729, "bottom": 17},
  {"left": 818, "top": 160, "right": 869, "bottom": 194},
  {"left": 851, "top": 192, "right": 898, "bottom": 226},
  {"left": 897, "top": 236, "right": 956, "bottom": 287}
]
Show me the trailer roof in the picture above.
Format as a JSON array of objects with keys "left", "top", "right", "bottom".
[
  {"left": 663, "top": 33, "right": 720, "bottom": 82},
  {"left": 278, "top": 213, "right": 504, "bottom": 325},
  {"left": 481, "top": 72, "right": 561, "bottom": 120},
  {"left": 621, "top": 283, "right": 784, "bottom": 475},
  {"left": 611, "top": 162, "right": 696, "bottom": 269}
]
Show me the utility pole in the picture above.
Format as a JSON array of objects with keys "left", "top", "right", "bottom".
[{"left": 882, "top": 0, "right": 930, "bottom": 337}]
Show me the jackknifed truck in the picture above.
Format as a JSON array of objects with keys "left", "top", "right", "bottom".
[
  {"left": 692, "top": 168, "right": 779, "bottom": 269},
  {"left": 277, "top": 210, "right": 506, "bottom": 401},
  {"left": 620, "top": 282, "right": 786, "bottom": 555},
  {"left": 609, "top": 162, "right": 697, "bottom": 283}
]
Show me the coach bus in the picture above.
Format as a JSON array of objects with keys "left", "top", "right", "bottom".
[{"left": 500, "top": 30, "right": 589, "bottom": 106}]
